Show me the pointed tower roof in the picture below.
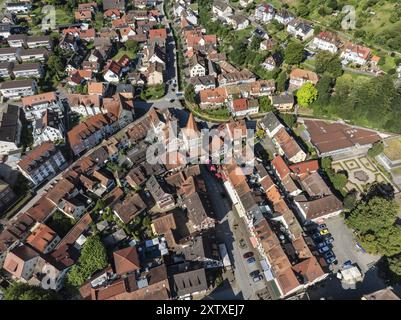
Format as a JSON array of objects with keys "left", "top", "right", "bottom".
[
  {"left": 182, "top": 113, "right": 200, "bottom": 139},
  {"left": 113, "top": 247, "right": 140, "bottom": 275}
]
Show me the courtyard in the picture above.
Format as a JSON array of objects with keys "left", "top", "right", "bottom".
[{"left": 332, "top": 156, "right": 396, "bottom": 195}]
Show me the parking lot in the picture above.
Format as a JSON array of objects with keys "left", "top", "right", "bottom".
[{"left": 324, "top": 215, "right": 380, "bottom": 274}]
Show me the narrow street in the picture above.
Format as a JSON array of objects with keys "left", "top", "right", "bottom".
[{"left": 201, "top": 167, "right": 273, "bottom": 300}]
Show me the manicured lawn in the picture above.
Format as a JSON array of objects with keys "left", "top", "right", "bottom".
[{"left": 140, "top": 84, "right": 166, "bottom": 100}]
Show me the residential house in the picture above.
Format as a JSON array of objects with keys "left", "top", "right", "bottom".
[
  {"left": 60, "top": 34, "right": 79, "bottom": 52},
  {"left": 17, "top": 142, "right": 67, "bottom": 186},
  {"left": 113, "top": 192, "right": 147, "bottom": 223},
  {"left": 26, "top": 35, "right": 52, "bottom": 49},
  {"left": 289, "top": 68, "right": 318, "bottom": 88},
  {"left": 340, "top": 42, "right": 371, "bottom": 66},
  {"left": 259, "top": 112, "right": 284, "bottom": 138},
  {"left": 0, "top": 62, "right": 12, "bottom": 78},
  {"left": 287, "top": 19, "right": 314, "bottom": 41},
  {"left": 273, "top": 127, "right": 307, "bottom": 163},
  {"left": 7, "top": 34, "right": 26, "bottom": 47},
  {"left": 18, "top": 48, "right": 49, "bottom": 62},
  {"left": 170, "top": 268, "right": 208, "bottom": 299},
  {"left": 227, "top": 14, "right": 249, "bottom": 30},
  {"left": 103, "top": 0, "right": 126, "bottom": 12},
  {"left": 312, "top": 31, "right": 341, "bottom": 54},
  {"left": 5, "top": 2, "right": 32, "bottom": 14},
  {"left": 218, "top": 69, "right": 256, "bottom": 87},
  {"left": 146, "top": 175, "right": 175, "bottom": 210},
  {"left": 26, "top": 223, "right": 60, "bottom": 254},
  {"left": 103, "top": 60, "right": 123, "bottom": 83},
  {"left": 0, "top": 47, "right": 19, "bottom": 62},
  {"left": 0, "top": 79, "right": 37, "bottom": 99},
  {"left": 75, "top": 10, "right": 93, "bottom": 22},
  {"left": 274, "top": 9, "right": 294, "bottom": 25},
  {"left": 3, "top": 245, "right": 39, "bottom": 281},
  {"left": 12, "top": 62, "right": 44, "bottom": 78},
  {"left": 199, "top": 87, "right": 227, "bottom": 109},
  {"left": 68, "top": 113, "right": 114, "bottom": 155},
  {"left": 212, "top": 1, "right": 233, "bottom": 18},
  {"left": 189, "top": 75, "right": 216, "bottom": 93},
  {"left": 255, "top": 3, "right": 275, "bottom": 23},
  {"left": 270, "top": 93, "right": 294, "bottom": 111},
  {"left": 188, "top": 53, "right": 207, "bottom": 78},
  {"left": 229, "top": 98, "right": 259, "bottom": 117}
]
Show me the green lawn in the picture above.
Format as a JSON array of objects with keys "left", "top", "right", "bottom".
[
  {"left": 141, "top": 84, "right": 166, "bottom": 100},
  {"left": 113, "top": 49, "right": 136, "bottom": 60},
  {"left": 56, "top": 8, "right": 74, "bottom": 25}
]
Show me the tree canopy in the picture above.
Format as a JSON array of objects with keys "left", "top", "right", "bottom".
[
  {"left": 67, "top": 235, "right": 108, "bottom": 287},
  {"left": 313, "top": 74, "right": 401, "bottom": 133},
  {"left": 296, "top": 82, "right": 318, "bottom": 107},
  {"left": 284, "top": 42, "right": 306, "bottom": 65},
  {"left": 346, "top": 196, "right": 401, "bottom": 257},
  {"left": 315, "top": 51, "right": 343, "bottom": 78},
  {"left": 3, "top": 282, "right": 60, "bottom": 300}
]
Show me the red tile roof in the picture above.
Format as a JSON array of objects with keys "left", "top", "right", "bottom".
[{"left": 271, "top": 155, "right": 290, "bottom": 180}]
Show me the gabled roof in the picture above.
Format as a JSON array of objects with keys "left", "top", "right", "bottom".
[
  {"left": 271, "top": 155, "right": 290, "bottom": 180},
  {"left": 113, "top": 246, "right": 140, "bottom": 275}
]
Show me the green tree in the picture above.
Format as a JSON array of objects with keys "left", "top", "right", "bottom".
[
  {"left": 258, "top": 96, "right": 274, "bottom": 113},
  {"left": 314, "top": 75, "right": 333, "bottom": 106},
  {"left": 229, "top": 40, "right": 247, "bottom": 66},
  {"left": 284, "top": 42, "right": 305, "bottom": 65},
  {"left": 315, "top": 51, "right": 343, "bottom": 78},
  {"left": 343, "top": 191, "right": 357, "bottom": 210},
  {"left": 387, "top": 254, "right": 401, "bottom": 277},
  {"left": 279, "top": 113, "right": 297, "bottom": 129},
  {"left": 346, "top": 196, "right": 401, "bottom": 256},
  {"left": 368, "top": 142, "right": 384, "bottom": 158},
  {"left": 67, "top": 235, "right": 108, "bottom": 287},
  {"left": 321, "top": 157, "right": 347, "bottom": 195},
  {"left": 125, "top": 40, "right": 139, "bottom": 54},
  {"left": 296, "top": 82, "right": 318, "bottom": 107},
  {"left": 184, "top": 84, "right": 196, "bottom": 103},
  {"left": 3, "top": 282, "right": 60, "bottom": 300},
  {"left": 276, "top": 70, "right": 288, "bottom": 92}
]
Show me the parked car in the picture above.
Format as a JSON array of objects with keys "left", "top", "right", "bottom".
[
  {"left": 324, "top": 251, "right": 335, "bottom": 260},
  {"left": 326, "top": 256, "right": 337, "bottom": 264},
  {"left": 320, "top": 229, "right": 330, "bottom": 235},
  {"left": 318, "top": 246, "right": 330, "bottom": 254},
  {"left": 325, "top": 236, "right": 334, "bottom": 243},
  {"left": 243, "top": 252, "right": 254, "bottom": 259},
  {"left": 317, "top": 241, "right": 328, "bottom": 249},
  {"left": 312, "top": 233, "right": 322, "bottom": 240},
  {"left": 249, "top": 270, "right": 260, "bottom": 277},
  {"left": 317, "top": 224, "right": 327, "bottom": 231},
  {"left": 239, "top": 239, "right": 246, "bottom": 249},
  {"left": 247, "top": 257, "right": 256, "bottom": 264},
  {"left": 253, "top": 274, "right": 263, "bottom": 282}
]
